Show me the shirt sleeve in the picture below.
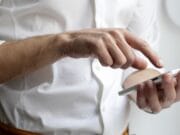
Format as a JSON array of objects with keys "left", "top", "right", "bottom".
[{"left": 121, "top": 0, "right": 164, "bottom": 84}]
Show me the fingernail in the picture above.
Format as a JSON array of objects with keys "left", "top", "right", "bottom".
[{"left": 157, "top": 59, "right": 164, "bottom": 67}]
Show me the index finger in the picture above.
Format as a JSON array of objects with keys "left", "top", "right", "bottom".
[{"left": 124, "top": 31, "right": 163, "bottom": 68}]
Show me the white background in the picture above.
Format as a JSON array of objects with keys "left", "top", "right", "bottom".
[{"left": 129, "top": 0, "right": 180, "bottom": 135}]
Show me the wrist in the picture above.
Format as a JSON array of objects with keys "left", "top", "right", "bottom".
[{"left": 53, "top": 33, "right": 72, "bottom": 58}]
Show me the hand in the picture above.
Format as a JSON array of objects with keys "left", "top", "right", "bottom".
[
  {"left": 175, "top": 72, "right": 180, "bottom": 102},
  {"left": 137, "top": 72, "right": 180, "bottom": 113},
  {"left": 58, "top": 28, "right": 163, "bottom": 69}
]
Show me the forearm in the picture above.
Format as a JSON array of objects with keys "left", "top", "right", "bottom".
[
  {"left": 0, "top": 27, "right": 163, "bottom": 84},
  {"left": 0, "top": 34, "right": 66, "bottom": 83}
]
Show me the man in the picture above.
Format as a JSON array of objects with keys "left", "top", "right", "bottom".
[{"left": 0, "top": 0, "right": 179, "bottom": 135}]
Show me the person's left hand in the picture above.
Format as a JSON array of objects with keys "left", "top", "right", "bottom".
[{"left": 136, "top": 72, "right": 180, "bottom": 114}]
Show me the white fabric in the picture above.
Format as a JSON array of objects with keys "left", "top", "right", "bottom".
[
  {"left": 0, "top": 40, "right": 5, "bottom": 45},
  {"left": 0, "top": 0, "right": 158, "bottom": 135}
]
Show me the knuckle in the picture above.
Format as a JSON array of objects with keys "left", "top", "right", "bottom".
[
  {"left": 101, "top": 32, "right": 110, "bottom": 39},
  {"left": 110, "top": 29, "right": 127, "bottom": 39},
  {"left": 108, "top": 29, "right": 120, "bottom": 36},
  {"left": 108, "top": 30, "right": 117, "bottom": 35}
]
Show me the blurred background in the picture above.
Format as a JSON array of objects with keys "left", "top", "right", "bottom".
[{"left": 129, "top": 0, "right": 180, "bottom": 134}]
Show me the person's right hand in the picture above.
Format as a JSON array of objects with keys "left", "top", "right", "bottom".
[{"left": 58, "top": 28, "right": 163, "bottom": 69}]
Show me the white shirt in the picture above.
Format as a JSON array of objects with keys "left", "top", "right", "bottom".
[{"left": 0, "top": 0, "right": 158, "bottom": 135}]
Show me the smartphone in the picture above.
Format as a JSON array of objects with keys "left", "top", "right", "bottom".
[{"left": 118, "top": 68, "right": 180, "bottom": 96}]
